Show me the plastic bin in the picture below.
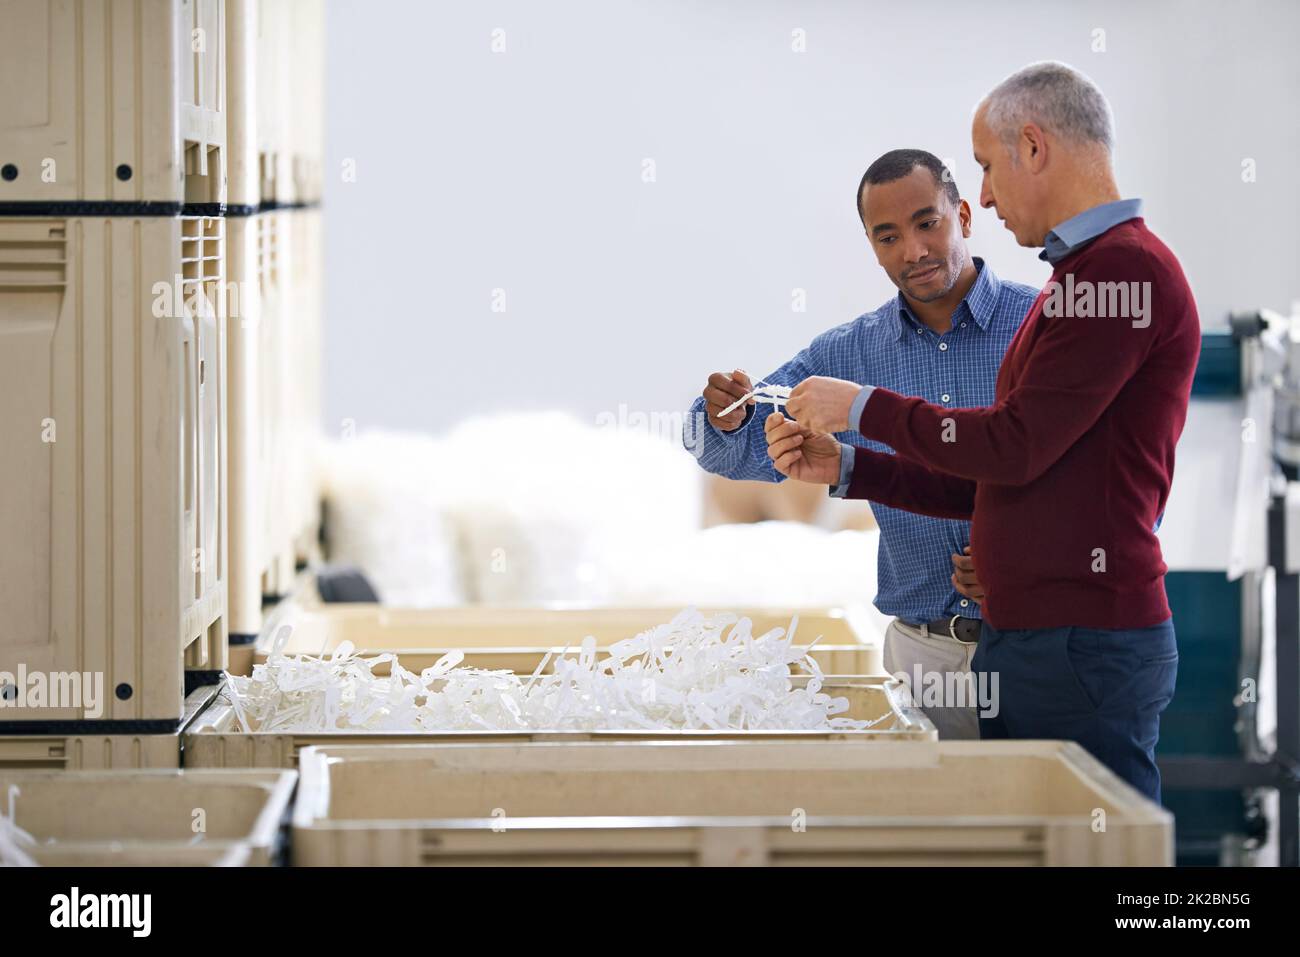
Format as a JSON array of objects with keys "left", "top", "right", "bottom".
[
  {"left": 284, "top": 207, "right": 323, "bottom": 559},
  {"left": 225, "top": 0, "right": 324, "bottom": 207},
  {"left": 287, "top": 0, "right": 325, "bottom": 204},
  {"left": 225, "top": 0, "right": 260, "bottom": 208},
  {"left": 0, "top": 733, "right": 182, "bottom": 772},
  {"left": 0, "top": 0, "right": 227, "bottom": 206},
  {"left": 0, "top": 217, "right": 227, "bottom": 724},
  {"left": 254, "top": 602, "right": 885, "bottom": 677},
  {"left": 225, "top": 206, "right": 320, "bottom": 643},
  {"left": 184, "top": 674, "right": 933, "bottom": 768},
  {"left": 29, "top": 844, "right": 252, "bottom": 866},
  {"left": 226, "top": 211, "right": 298, "bottom": 641},
  {"left": 255, "top": 0, "right": 295, "bottom": 205},
  {"left": 291, "top": 740, "right": 1173, "bottom": 866},
  {"left": 0, "top": 686, "right": 217, "bottom": 770},
  {"left": 2, "top": 767, "right": 295, "bottom": 866},
  {"left": 224, "top": 0, "right": 324, "bottom": 642}
]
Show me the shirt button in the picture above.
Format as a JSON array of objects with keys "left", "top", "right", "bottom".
[
  {"left": 938, "top": 342, "right": 948, "bottom": 351},
  {"left": 960, "top": 322, "right": 967, "bottom": 328},
  {"left": 941, "top": 393, "right": 951, "bottom": 403},
  {"left": 960, "top": 599, "right": 970, "bottom": 607},
  {"left": 915, "top": 328, "right": 923, "bottom": 335}
]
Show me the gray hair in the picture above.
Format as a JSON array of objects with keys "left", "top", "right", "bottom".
[{"left": 979, "top": 61, "right": 1114, "bottom": 153}]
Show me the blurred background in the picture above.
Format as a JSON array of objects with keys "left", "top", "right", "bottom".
[{"left": 322, "top": 0, "right": 1299, "bottom": 432}]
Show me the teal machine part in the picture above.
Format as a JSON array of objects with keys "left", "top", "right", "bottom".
[
  {"left": 1159, "top": 571, "right": 1251, "bottom": 865},
  {"left": 1161, "top": 331, "right": 1245, "bottom": 865},
  {"left": 1158, "top": 329, "right": 1284, "bottom": 866}
]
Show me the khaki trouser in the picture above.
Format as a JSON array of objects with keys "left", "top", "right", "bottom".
[{"left": 884, "top": 618, "right": 980, "bottom": 740}]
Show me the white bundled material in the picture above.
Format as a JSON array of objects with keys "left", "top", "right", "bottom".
[
  {"left": 437, "top": 411, "right": 703, "bottom": 604},
  {"left": 225, "top": 608, "right": 878, "bottom": 733},
  {"left": 319, "top": 431, "right": 467, "bottom": 605},
  {"left": 318, "top": 415, "right": 704, "bottom": 606}
]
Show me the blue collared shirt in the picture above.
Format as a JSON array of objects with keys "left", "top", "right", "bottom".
[
  {"left": 683, "top": 259, "right": 1039, "bottom": 625},
  {"left": 1039, "top": 197, "right": 1143, "bottom": 264}
]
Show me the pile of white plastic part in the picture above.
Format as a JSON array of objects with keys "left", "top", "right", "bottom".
[{"left": 225, "top": 607, "right": 879, "bottom": 734}]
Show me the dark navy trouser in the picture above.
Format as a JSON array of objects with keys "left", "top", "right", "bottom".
[{"left": 970, "top": 618, "right": 1178, "bottom": 804}]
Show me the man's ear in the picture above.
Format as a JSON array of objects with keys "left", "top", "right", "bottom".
[
  {"left": 958, "top": 198, "right": 972, "bottom": 238},
  {"left": 1021, "top": 122, "right": 1048, "bottom": 173}
]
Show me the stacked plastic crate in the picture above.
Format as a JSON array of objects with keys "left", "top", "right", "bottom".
[
  {"left": 0, "top": 0, "right": 231, "bottom": 768},
  {"left": 225, "top": 0, "right": 324, "bottom": 673}
]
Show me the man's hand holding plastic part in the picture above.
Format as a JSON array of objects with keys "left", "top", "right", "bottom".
[{"left": 765, "top": 412, "right": 842, "bottom": 484}]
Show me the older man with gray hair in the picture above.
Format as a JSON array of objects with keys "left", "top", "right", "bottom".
[{"left": 771, "top": 62, "right": 1200, "bottom": 803}]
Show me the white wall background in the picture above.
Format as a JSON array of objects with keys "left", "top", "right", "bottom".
[{"left": 321, "top": 0, "right": 1300, "bottom": 437}]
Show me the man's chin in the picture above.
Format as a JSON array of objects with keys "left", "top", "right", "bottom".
[
  {"left": 1010, "top": 226, "right": 1045, "bottom": 248},
  {"left": 904, "top": 281, "right": 953, "bottom": 303}
]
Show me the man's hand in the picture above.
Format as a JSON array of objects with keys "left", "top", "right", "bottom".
[
  {"left": 702, "top": 369, "right": 755, "bottom": 432},
  {"left": 951, "top": 546, "right": 985, "bottom": 604},
  {"left": 785, "top": 376, "right": 862, "bottom": 434},
  {"left": 764, "top": 412, "right": 842, "bottom": 484}
]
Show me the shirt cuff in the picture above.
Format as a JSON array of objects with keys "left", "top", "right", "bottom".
[
  {"left": 849, "top": 385, "right": 875, "bottom": 432},
  {"left": 829, "top": 443, "right": 855, "bottom": 498}
]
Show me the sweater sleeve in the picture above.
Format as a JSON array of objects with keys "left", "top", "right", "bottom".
[
  {"left": 843, "top": 445, "right": 977, "bottom": 520},
  {"left": 857, "top": 250, "right": 1159, "bottom": 486}
]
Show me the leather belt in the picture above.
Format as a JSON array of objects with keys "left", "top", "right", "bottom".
[{"left": 923, "top": 615, "right": 982, "bottom": 644}]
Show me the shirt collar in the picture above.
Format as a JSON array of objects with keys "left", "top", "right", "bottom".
[
  {"left": 893, "top": 256, "right": 1000, "bottom": 340},
  {"left": 1039, "top": 198, "right": 1143, "bottom": 264}
]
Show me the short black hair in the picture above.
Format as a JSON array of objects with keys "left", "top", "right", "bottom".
[{"left": 856, "top": 149, "right": 960, "bottom": 220}]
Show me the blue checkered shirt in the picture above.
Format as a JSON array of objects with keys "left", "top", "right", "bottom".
[{"left": 683, "top": 258, "right": 1039, "bottom": 625}]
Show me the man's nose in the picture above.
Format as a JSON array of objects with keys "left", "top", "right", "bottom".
[
  {"left": 903, "top": 237, "right": 930, "bottom": 262},
  {"left": 980, "top": 175, "right": 995, "bottom": 209}
]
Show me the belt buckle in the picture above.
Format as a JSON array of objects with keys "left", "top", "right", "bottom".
[{"left": 950, "top": 614, "right": 977, "bottom": 645}]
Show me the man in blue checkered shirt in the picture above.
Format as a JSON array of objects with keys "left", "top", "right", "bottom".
[{"left": 682, "top": 149, "right": 1040, "bottom": 738}]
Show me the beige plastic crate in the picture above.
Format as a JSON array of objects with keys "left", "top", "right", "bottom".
[
  {"left": 0, "top": 217, "right": 227, "bottom": 723},
  {"left": 226, "top": 211, "right": 296, "bottom": 639},
  {"left": 2, "top": 767, "right": 295, "bottom": 866},
  {"left": 225, "top": 0, "right": 324, "bottom": 207},
  {"left": 255, "top": 0, "right": 295, "bottom": 205},
  {"left": 225, "top": 0, "right": 259, "bottom": 208},
  {"left": 291, "top": 740, "right": 1173, "bottom": 866},
  {"left": 287, "top": 0, "right": 325, "bottom": 204},
  {"left": 29, "top": 844, "right": 252, "bottom": 866},
  {"left": 184, "top": 675, "right": 933, "bottom": 768},
  {"left": 0, "top": 686, "right": 217, "bottom": 770},
  {"left": 285, "top": 207, "right": 323, "bottom": 557},
  {"left": 0, "top": 0, "right": 227, "bottom": 205},
  {"left": 226, "top": 206, "right": 320, "bottom": 641},
  {"left": 0, "top": 733, "right": 181, "bottom": 772},
  {"left": 255, "top": 602, "right": 885, "bottom": 677}
]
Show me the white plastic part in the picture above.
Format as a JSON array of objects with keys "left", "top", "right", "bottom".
[
  {"left": 225, "top": 608, "right": 881, "bottom": 734},
  {"left": 719, "top": 383, "right": 793, "bottom": 417},
  {"left": 0, "top": 786, "right": 39, "bottom": 868}
]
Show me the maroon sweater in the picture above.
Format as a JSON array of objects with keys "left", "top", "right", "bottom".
[{"left": 847, "top": 218, "right": 1199, "bottom": 629}]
